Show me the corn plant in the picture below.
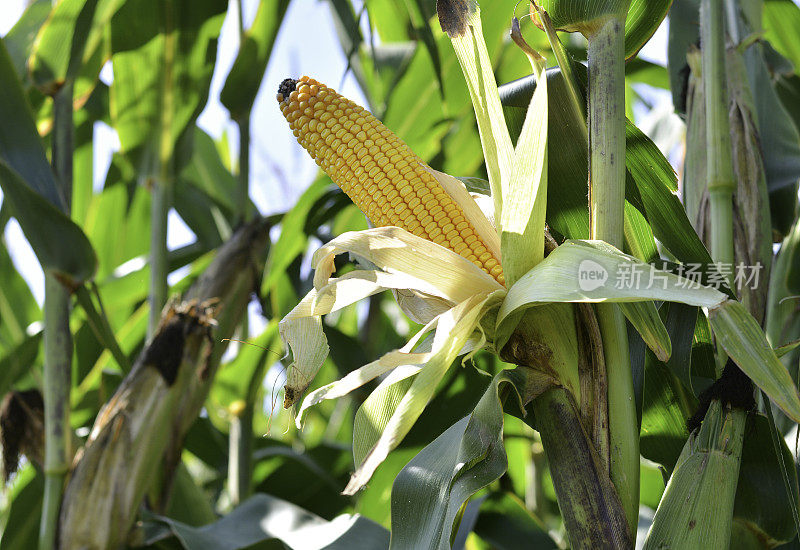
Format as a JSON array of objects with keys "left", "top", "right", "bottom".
[{"left": 1, "top": 0, "right": 800, "bottom": 549}]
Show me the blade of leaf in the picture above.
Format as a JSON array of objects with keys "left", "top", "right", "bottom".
[
  {"left": 0, "top": 40, "right": 66, "bottom": 210},
  {"left": 142, "top": 494, "right": 390, "bottom": 550},
  {"left": 29, "top": 0, "right": 125, "bottom": 93},
  {"left": 220, "top": 0, "right": 291, "bottom": 120},
  {"left": 389, "top": 370, "right": 520, "bottom": 550},
  {"left": 3, "top": 0, "right": 51, "bottom": 80},
  {"left": 736, "top": 405, "right": 800, "bottom": 545},
  {"left": 497, "top": 239, "right": 727, "bottom": 349},
  {"left": 438, "top": 0, "right": 514, "bottom": 221},
  {"left": 708, "top": 299, "right": 800, "bottom": 423},
  {"left": 619, "top": 301, "right": 672, "bottom": 362},
  {"left": 623, "top": 0, "right": 673, "bottom": 59},
  {"left": 0, "top": 162, "right": 96, "bottom": 284}
]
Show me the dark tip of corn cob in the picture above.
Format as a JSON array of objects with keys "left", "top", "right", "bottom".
[{"left": 277, "top": 78, "right": 297, "bottom": 102}]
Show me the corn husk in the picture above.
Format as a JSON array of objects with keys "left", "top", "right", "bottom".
[{"left": 644, "top": 401, "right": 746, "bottom": 549}]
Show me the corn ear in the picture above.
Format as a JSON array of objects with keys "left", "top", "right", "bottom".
[{"left": 277, "top": 76, "right": 504, "bottom": 285}]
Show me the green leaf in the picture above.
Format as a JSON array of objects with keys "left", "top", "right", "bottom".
[
  {"left": 0, "top": 334, "right": 42, "bottom": 398},
  {"left": 499, "top": 71, "right": 712, "bottom": 267},
  {"left": 743, "top": 40, "right": 800, "bottom": 197},
  {"left": 251, "top": 443, "right": 353, "bottom": 520},
  {"left": 72, "top": 82, "right": 109, "bottom": 226},
  {"left": 0, "top": 162, "right": 97, "bottom": 284},
  {"left": 733, "top": 413, "right": 800, "bottom": 546},
  {"left": 691, "top": 309, "right": 718, "bottom": 380},
  {"left": 625, "top": 58, "right": 671, "bottom": 89},
  {"left": 640, "top": 461, "right": 667, "bottom": 510},
  {"left": 624, "top": 122, "right": 712, "bottom": 266},
  {"left": 29, "top": 0, "right": 125, "bottom": 93},
  {"left": 389, "top": 371, "right": 517, "bottom": 550},
  {"left": 471, "top": 493, "right": 558, "bottom": 549},
  {"left": 2, "top": 0, "right": 51, "bottom": 81},
  {"left": 533, "top": 0, "right": 629, "bottom": 36},
  {"left": 367, "top": 0, "right": 444, "bottom": 102},
  {"left": 0, "top": 466, "right": 43, "bottom": 550},
  {"left": 497, "top": 240, "right": 726, "bottom": 349},
  {"left": 661, "top": 303, "right": 702, "bottom": 393},
  {"left": 639, "top": 303, "right": 698, "bottom": 472},
  {"left": 163, "top": 462, "right": 217, "bottom": 527},
  {"left": 142, "top": 494, "right": 389, "bottom": 550},
  {"left": 83, "top": 183, "right": 150, "bottom": 280},
  {"left": 765, "top": 210, "right": 800, "bottom": 435},
  {"left": 110, "top": 0, "right": 226, "bottom": 156},
  {"left": 619, "top": 301, "right": 672, "bottom": 362},
  {"left": 179, "top": 127, "right": 243, "bottom": 216},
  {"left": 0, "top": 39, "right": 66, "bottom": 210},
  {"left": 209, "top": 323, "right": 280, "bottom": 411},
  {"left": 0, "top": 241, "right": 40, "bottom": 349},
  {"left": 623, "top": 0, "right": 673, "bottom": 59},
  {"left": 764, "top": 0, "right": 800, "bottom": 71},
  {"left": 533, "top": 0, "right": 670, "bottom": 59},
  {"left": 220, "top": 0, "right": 291, "bottom": 120},
  {"left": 709, "top": 300, "right": 800, "bottom": 424},
  {"left": 666, "top": 0, "right": 700, "bottom": 114},
  {"left": 261, "top": 176, "right": 330, "bottom": 296}
]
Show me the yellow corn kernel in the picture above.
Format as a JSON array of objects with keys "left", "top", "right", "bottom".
[{"left": 277, "top": 76, "right": 503, "bottom": 284}]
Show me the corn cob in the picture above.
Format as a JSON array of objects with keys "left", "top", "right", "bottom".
[{"left": 277, "top": 76, "right": 505, "bottom": 285}]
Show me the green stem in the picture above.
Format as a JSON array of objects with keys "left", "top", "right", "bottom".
[
  {"left": 235, "top": 0, "right": 251, "bottom": 224},
  {"left": 702, "top": 0, "right": 736, "bottom": 276},
  {"left": 149, "top": 0, "right": 176, "bottom": 336},
  {"left": 149, "top": 176, "right": 170, "bottom": 336},
  {"left": 230, "top": 343, "right": 271, "bottom": 504},
  {"left": 586, "top": 14, "right": 639, "bottom": 533},
  {"left": 227, "top": 0, "right": 254, "bottom": 506},
  {"left": 39, "top": 83, "right": 74, "bottom": 550},
  {"left": 595, "top": 303, "right": 637, "bottom": 529},
  {"left": 588, "top": 17, "right": 626, "bottom": 247},
  {"left": 237, "top": 114, "right": 251, "bottom": 223},
  {"left": 228, "top": 406, "right": 253, "bottom": 505}
]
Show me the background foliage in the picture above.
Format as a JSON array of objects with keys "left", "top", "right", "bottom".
[{"left": 0, "top": 0, "right": 799, "bottom": 548}]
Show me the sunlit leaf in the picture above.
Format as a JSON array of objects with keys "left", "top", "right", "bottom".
[
  {"left": 220, "top": 0, "right": 291, "bottom": 120},
  {"left": 0, "top": 162, "right": 96, "bottom": 284},
  {"left": 709, "top": 299, "right": 800, "bottom": 424},
  {"left": 142, "top": 494, "right": 389, "bottom": 550},
  {"left": 390, "top": 371, "right": 519, "bottom": 549}
]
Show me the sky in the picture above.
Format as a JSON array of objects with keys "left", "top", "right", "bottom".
[{"left": 0, "top": 0, "right": 669, "bottom": 315}]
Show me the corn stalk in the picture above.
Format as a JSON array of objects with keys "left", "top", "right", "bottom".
[
  {"left": 39, "top": 81, "right": 74, "bottom": 550},
  {"left": 585, "top": 10, "right": 639, "bottom": 533},
  {"left": 227, "top": 0, "right": 254, "bottom": 506},
  {"left": 148, "top": 0, "right": 177, "bottom": 337},
  {"left": 58, "top": 220, "right": 269, "bottom": 548},
  {"left": 645, "top": 0, "right": 749, "bottom": 545}
]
